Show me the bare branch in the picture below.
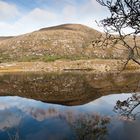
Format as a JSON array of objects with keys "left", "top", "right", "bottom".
[{"left": 96, "top": 0, "right": 140, "bottom": 66}]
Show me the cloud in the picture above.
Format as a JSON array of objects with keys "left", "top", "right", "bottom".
[
  {"left": 15, "top": 8, "right": 57, "bottom": 33},
  {"left": 80, "top": 0, "right": 108, "bottom": 18},
  {"left": 0, "top": 0, "right": 109, "bottom": 36},
  {"left": 47, "top": 0, "right": 76, "bottom": 5},
  {"left": 62, "top": 5, "right": 77, "bottom": 20},
  {"left": 0, "top": 1, "right": 20, "bottom": 21},
  {"left": 18, "top": 8, "right": 57, "bottom": 25},
  {"left": 0, "top": 7, "right": 58, "bottom": 36}
]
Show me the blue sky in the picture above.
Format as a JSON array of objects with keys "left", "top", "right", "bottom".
[{"left": 0, "top": 0, "right": 109, "bottom": 36}]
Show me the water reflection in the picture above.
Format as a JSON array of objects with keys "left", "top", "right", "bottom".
[
  {"left": 0, "top": 72, "right": 140, "bottom": 139},
  {"left": 0, "top": 96, "right": 111, "bottom": 140},
  {"left": 114, "top": 93, "right": 140, "bottom": 120},
  {"left": 70, "top": 113, "right": 110, "bottom": 140},
  {"left": 0, "top": 94, "right": 139, "bottom": 140},
  {"left": 0, "top": 72, "right": 139, "bottom": 105}
]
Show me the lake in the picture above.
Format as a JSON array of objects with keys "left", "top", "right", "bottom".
[{"left": 0, "top": 72, "right": 139, "bottom": 140}]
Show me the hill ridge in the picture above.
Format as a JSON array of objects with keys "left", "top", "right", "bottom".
[{"left": 0, "top": 23, "right": 138, "bottom": 62}]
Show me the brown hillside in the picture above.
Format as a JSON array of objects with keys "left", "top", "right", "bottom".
[
  {"left": 0, "top": 24, "right": 138, "bottom": 62},
  {"left": 0, "top": 36, "right": 13, "bottom": 41},
  {"left": 0, "top": 72, "right": 139, "bottom": 105}
]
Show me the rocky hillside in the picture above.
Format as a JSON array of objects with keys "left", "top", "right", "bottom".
[
  {"left": 0, "top": 36, "right": 13, "bottom": 41},
  {"left": 0, "top": 24, "right": 138, "bottom": 62}
]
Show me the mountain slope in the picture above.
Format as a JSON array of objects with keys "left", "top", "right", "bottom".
[
  {"left": 0, "top": 24, "right": 138, "bottom": 62},
  {"left": 0, "top": 36, "right": 13, "bottom": 41}
]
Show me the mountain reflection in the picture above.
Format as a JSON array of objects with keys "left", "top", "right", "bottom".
[
  {"left": 25, "top": 108, "right": 110, "bottom": 140},
  {"left": 0, "top": 94, "right": 139, "bottom": 140},
  {"left": 0, "top": 97, "right": 110, "bottom": 140},
  {"left": 0, "top": 72, "right": 139, "bottom": 105}
]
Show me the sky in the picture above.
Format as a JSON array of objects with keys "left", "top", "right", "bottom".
[{"left": 0, "top": 0, "right": 109, "bottom": 36}]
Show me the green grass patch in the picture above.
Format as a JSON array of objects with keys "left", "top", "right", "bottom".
[
  {"left": 17, "top": 55, "right": 92, "bottom": 62},
  {"left": 17, "top": 55, "right": 62, "bottom": 62},
  {"left": 41, "top": 55, "right": 61, "bottom": 62}
]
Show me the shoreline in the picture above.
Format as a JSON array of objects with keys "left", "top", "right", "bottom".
[{"left": 0, "top": 59, "right": 139, "bottom": 74}]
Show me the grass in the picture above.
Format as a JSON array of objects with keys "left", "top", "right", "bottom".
[
  {"left": 16, "top": 54, "right": 93, "bottom": 62},
  {"left": 42, "top": 55, "right": 62, "bottom": 62},
  {"left": 0, "top": 52, "right": 138, "bottom": 63},
  {"left": 0, "top": 53, "right": 12, "bottom": 62},
  {"left": 17, "top": 55, "right": 62, "bottom": 62}
]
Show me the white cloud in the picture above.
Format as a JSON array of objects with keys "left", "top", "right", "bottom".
[
  {"left": 62, "top": 5, "right": 77, "bottom": 20},
  {"left": 0, "top": 1, "right": 20, "bottom": 21},
  {"left": 20, "top": 8, "right": 56, "bottom": 23},
  {"left": 15, "top": 8, "right": 57, "bottom": 31},
  {"left": 0, "top": 8, "right": 58, "bottom": 36},
  {"left": 80, "top": 0, "right": 108, "bottom": 18},
  {"left": 0, "top": 0, "right": 109, "bottom": 36},
  {"left": 49, "top": 0, "right": 76, "bottom": 5}
]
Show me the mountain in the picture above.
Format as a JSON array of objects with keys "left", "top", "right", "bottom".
[
  {"left": 0, "top": 36, "right": 13, "bottom": 41},
  {"left": 0, "top": 24, "right": 138, "bottom": 62}
]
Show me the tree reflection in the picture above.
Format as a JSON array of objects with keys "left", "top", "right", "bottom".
[
  {"left": 66, "top": 113, "right": 110, "bottom": 140},
  {"left": 1, "top": 106, "right": 110, "bottom": 140},
  {"left": 3, "top": 114, "right": 23, "bottom": 140},
  {"left": 114, "top": 93, "right": 140, "bottom": 120}
]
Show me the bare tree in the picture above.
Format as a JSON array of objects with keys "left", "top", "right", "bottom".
[
  {"left": 96, "top": 0, "right": 140, "bottom": 66},
  {"left": 67, "top": 113, "right": 110, "bottom": 140},
  {"left": 95, "top": 0, "right": 140, "bottom": 120},
  {"left": 114, "top": 93, "right": 140, "bottom": 120}
]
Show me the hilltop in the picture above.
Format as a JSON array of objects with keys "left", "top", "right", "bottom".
[{"left": 0, "top": 24, "right": 132, "bottom": 62}]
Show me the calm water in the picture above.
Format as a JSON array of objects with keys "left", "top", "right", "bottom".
[{"left": 0, "top": 72, "right": 139, "bottom": 140}]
